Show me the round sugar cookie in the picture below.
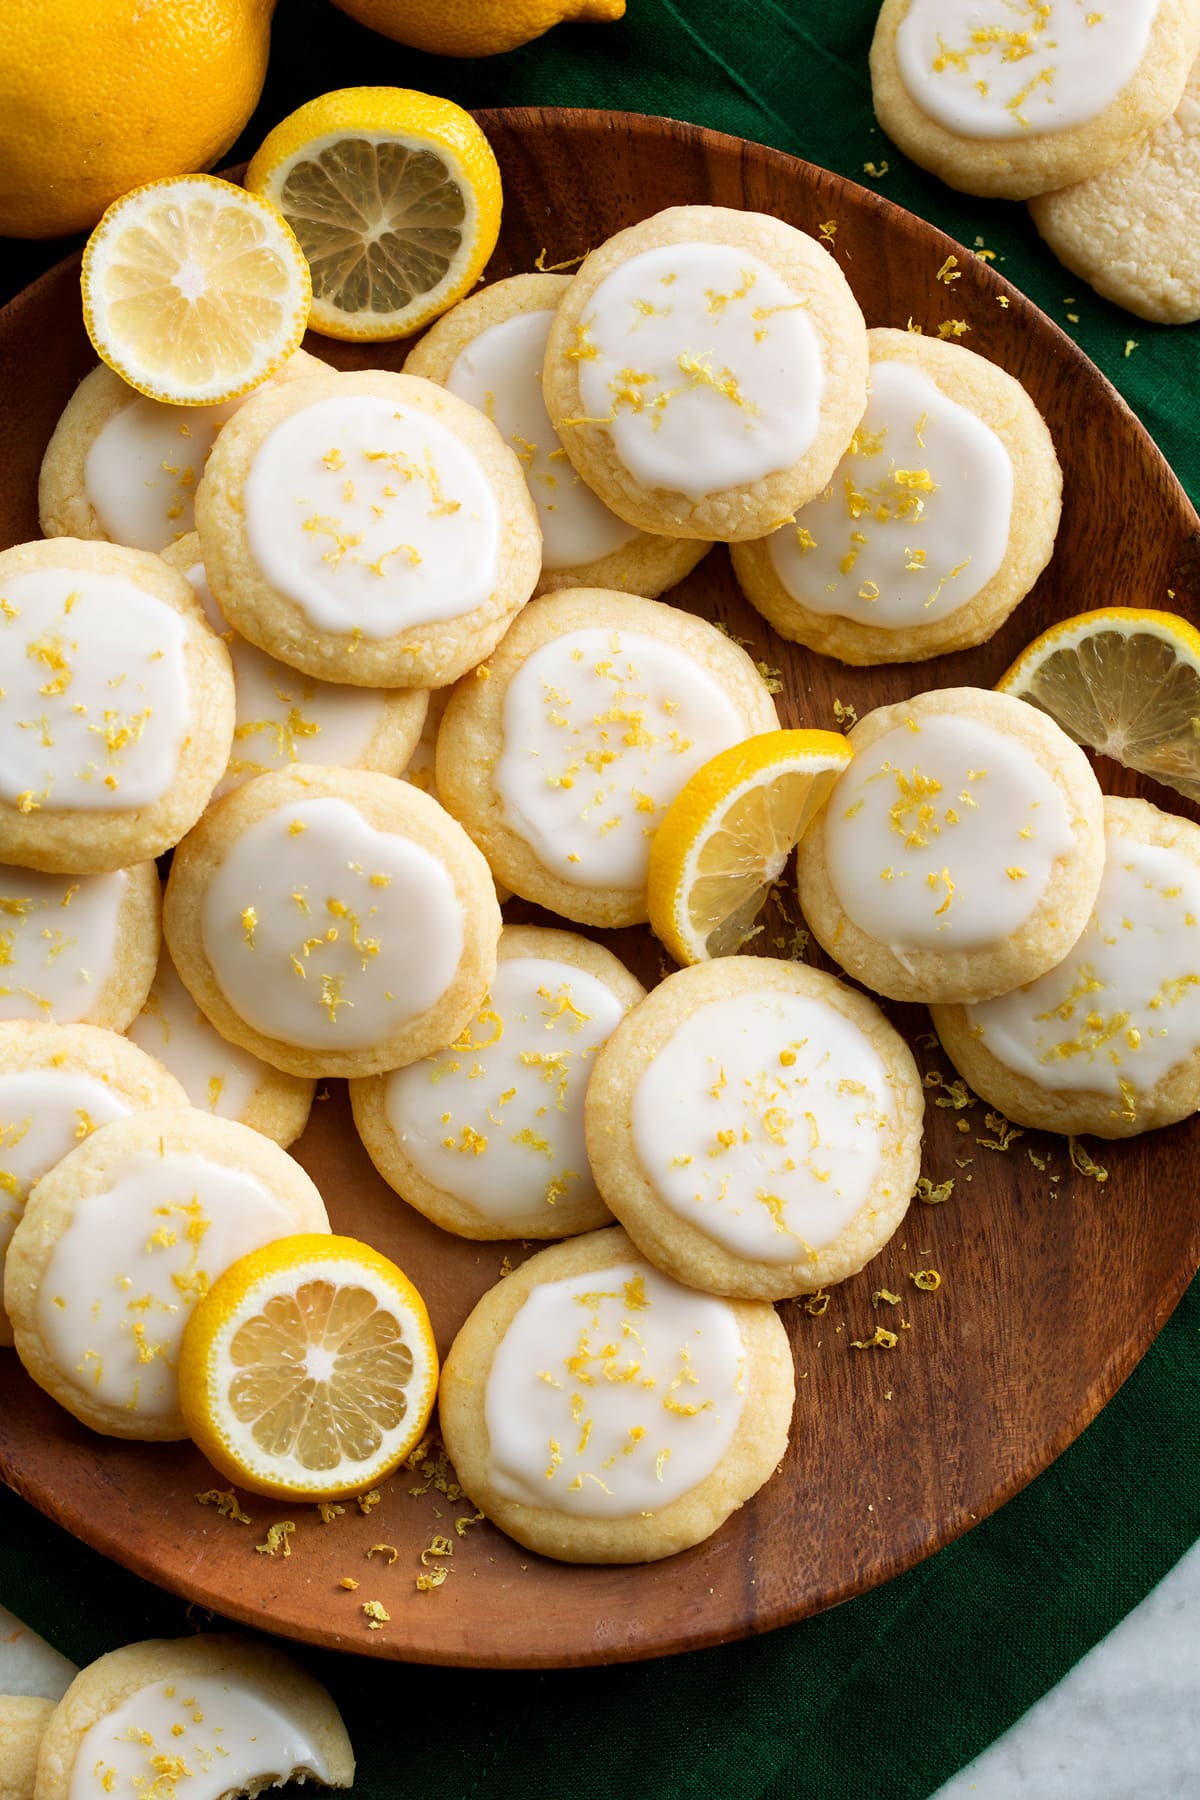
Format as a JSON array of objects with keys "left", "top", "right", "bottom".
[
  {"left": 870, "top": 0, "right": 1200, "bottom": 200},
  {"left": 0, "top": 860, "right": 159, "bottom": 1032},
  {"left": 37, "top": 348, "right": 328, "bottom": 554},
  {"left": 194, "top": 367, "right": 542, "bottom": 690},
  {"left": 4, "top": 1107, "right": 329, "bottom": 1440},
  {"left": 0, "top": 1020, "right": 186, "bottom": 1347},
  {"left": 584, "top": 957, "right": 923, "bottom": 1300},
  {"left": 730, "top": 327, "right": 1062, "bottom": 664},
  {"left": 0, "top": 1695, "right": 54, "bottom": 1800},
  {"left": 351, "top": 925, "right": 645, "bottom": 1240},
  {"left": 932, "top": 796, "right": 1200, "bottom": 1137},
  {"left": 435, "top": 588, "right": 780, "bottom": 928},
  {"left": 0, "top": 539, "right": 234, "bottom": 874},
  {"left": 1030, "top": 55, "right": 1200, "bottom": 324},
  {"left": 438, "top": 1225, "right": 794, "bottom": 1564},
  {"left": 404, "top": 272, "right": 712, "bottom": 599},
  {"left": 160, "top": 534, "right": 428, "bottom": 798},
  {"left": 795, "top": 686, "right": 1105, "bottom": 1005},
  {"left": 33, "top": 1636, "right": 353, "bottom": 1800},
  {"left": 542, "top": 205, "right": 868, "bottom": 542},
  {"left": 163, "top": 764, "right": 501, "bottom": 1079}
]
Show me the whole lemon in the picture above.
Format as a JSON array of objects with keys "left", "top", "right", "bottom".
[
  {"left": 0, "top": 0, "right": 275, "bottom": 239},
  {"left": 330, "top": 0, "right": 625, "bottom": 59}
]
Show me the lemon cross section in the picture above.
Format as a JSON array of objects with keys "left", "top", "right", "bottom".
[
  {"left": 647, "top": 729, "right": 853, "bottom": 966},
  {"left": 998, "top": 608, "right": 1200, "bottom": 805},
  {"left": 179, "top": 1234, "right": 438, "bottom": 1501}
]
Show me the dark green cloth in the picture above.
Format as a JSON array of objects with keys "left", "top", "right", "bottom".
[{"left": 1, "top": 3, "right": 1198, "bottom": 1795}]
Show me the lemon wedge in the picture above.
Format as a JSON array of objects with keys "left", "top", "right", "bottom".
[
  {"left": 998, "top": 607, "right": 1200, "bottom": 804},
  {"left": 179, "top": 1233, "right": 438, "bottom": 1500},
  {"left": 647, "top": 729, "right": 853, "bottom": 965},
  {"left": 80, "top": 174, "right": 311, "bottom": 406},
  {"left": 245, "top": 86, "right": 502, "bottom": 341}
]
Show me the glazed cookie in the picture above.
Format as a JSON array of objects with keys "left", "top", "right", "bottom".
[
  {"left": 161, "top": 534, "right": 428, "bottom": 798},
  {"left": 439, "top": 1225, "right": 794, "bottom": 1564},
  {"left": 435, "top": 588, "right": 780, "bottom": 927},
  {"left": 351, "top": 925, "right": 645, "bottom": 1240},
  {"left": 795, "top": 686, "right": 1105, "bottom": 1005},
  {"left": 0, "top": 1021, "right": 186, "bottom": 1346},
  {"left": 0, "top": 1696, "right": 54, "bottom": 1800},
  {"left": 195, "top": 367, "right": 542, "bottom": 689},
  {"left": 542, "top": 205, "right": 868, "bottom": 541},
  {"left": 0, "top": 861, "right": 159, "bottom": 1032},
  {"left": 932, "top": 796, "right": 1200, "bottom": 1137},
  {"left": 730, "top": 327, "right": 1062, "bottom": 664},
  {"left": 404, "top": 272, "right": 711, "bottom": 598},
  {"left": 4, "top": 1107, "right": 329, "bottom": 1439},
  {"left": 164, "top": 764, "right": 501, "bottom": 1079},
  {"left": 33, "top": 1636, "right": 353, "bottom": 1800},
  {"left": 585, "top": 957, "right": 922, "bottom": 1300},
  {"left": 128, "top": 939, "right": 314, "bottom": 1148},
  {"left": 870, "top": 0, "right": 1200, "bottom": 200},
  {"left": 0, "top": 539, "right": 234, "bottom": 874},
  {"left": 1031, "top": 55, "right": 1200, "bottom": 324},
  {"left": 37, "top": 348, "right": 327, "bottom": 553}
]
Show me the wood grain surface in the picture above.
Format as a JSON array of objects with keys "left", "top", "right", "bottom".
[{"left": 0, "top": 108, "right": 1198, "bottom": 1669}]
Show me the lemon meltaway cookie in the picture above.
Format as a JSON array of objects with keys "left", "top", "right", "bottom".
[
  {"left": 404, "top": 272, "right": 711, "bottom": 599},
  {"left": 128, "top": 939, "right": 314, "bottom": 1148},
  {"left": 796, "top": 687, "right": 1105, "bottom": 1005},
  {"left": 1030, "top": 55, "right": 1200, "bottom": 324},
  {"left": 439, "top": 1225, "right": 794, "bottom": 1564},
  {"left": 0, "top": 539, "right": 234, "bottom": 874},
  {"left": 33, "top": 1636, "right": 354, "bottom": 1800},
  {"left": 730, "top": 328, "right": 1062, "bottom": 665},
  {"left": 4, "top": 1107, "right": 329, "bottom": 1440},
  {"left": 542, "top": 205, "right": 869, "bottom": 542},
  {"left": 585, "top": 957, "right": 923, "bottom": 1300},
  {"left": 37, "top": 348, "right": 327, "bottom": 554},
  {"left": 870, "top": 0, "right": 1200, "bottom": 200},
  {"left": 0, "top": 861, "right": 159, "bottom": 1032},
  {"left": 164, "top": 764, "right": 501, "bottom": 1079},
  {"left": 0, "top": 1695, "right": 54, "bottom": 1800},
  {"left": 195, "top": 367, "right": 542, "bottom": 690},
  {"left": 351, "top": 925, "right": 645, "bottom": 1240},
  {"left": 932, "top": 796, "right": 1200, "bottom": 1136},
  {"left": 435, "top": 588, "right": 780, "bottom": 927},
  {"left": 161, "top": 534, "right": 428, "bottom": 798}
]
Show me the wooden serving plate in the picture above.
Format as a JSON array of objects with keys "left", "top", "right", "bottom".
[{"left": 1, "top": 108, "right": 1199, "bottom": 1670}]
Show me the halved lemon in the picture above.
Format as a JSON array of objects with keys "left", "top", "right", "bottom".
[
  {"left": 647, "top": 729, "right": 853, "bottom": 965},
  {"left": 81, "top": 174, "right": 311, "bottom": 406},
  {"left": 998, "top": 607, "right": 1200, "bottom": 804},
  {"left": 245, "top": 87, "right": 502, "bottom": 341},
  {"left": 179, "top": 1233, "right": 439, "bottom": 1500}
]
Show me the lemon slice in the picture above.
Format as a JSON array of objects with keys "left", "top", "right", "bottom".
[
  {"left": 245, "top": 86, "right": 503, "bottom": 341},
  {"left": 80, "top": 174, "right": 311, "bottom": 406},
  {"left": 179, "top": 1233, "right": 439, "bottom": 1500},
  {"left": 998, "top": 607, "right": 1200, "bottom": 804},
  {"left": 647, "top": 729, "right": 853, "bottom": 965}
]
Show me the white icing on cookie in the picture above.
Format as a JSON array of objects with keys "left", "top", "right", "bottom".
[
  {"left": 69, "top": 1673, "right": 331, "bottom": 1800},
  {"left": 200, "top": 796, "right": 465, "bottom": 1052},
  {"left": 0, "top": 867, "right": 128, "bottom": 1023},
  {"left": 495, "top": 627, "right": 748, "bottom": 889},
  {"left": 895, "top": 0, "right": 1160, "bottom": 140},
  {"left": 965, "top": 829, "right": 1200, "bottom": 1113},
  {"left": 574, "top": 243, "right": 824, "bottom": 499},
  {"left": 382, "top": 955, "right": 625, "bottom": 1224},
  {"left": 0, "top": 568, "right": 190, "bottom": 814},
  {"left": 485, "top": 1260, "right": 745, "bottom": 1516},
  {"left": 85, "top": 393, "right": 239, "bottom": 552},
  {"left": 632, "top": 990, "right": 891, "bottom": 1262},
  {"left": 128, "top": 951, "right": 264, "bottom": 1120},
  {"left": 767, "top": 358, "right": 1013, "bottom": 627},
  {"left": 823, "top": 713, "right": 1074, "bottom": 951},
  {"left": 0, "top": 1071, "right": 131, "bottom": 1290},
  {"left": 448, "top": 309, "right": 638, "bottom": 570},
  {"left": 38, "top": 1149, "right": 298, "bottom": 1418},
  {"left": 244, "top": 394, "right": 501, "bottom": 638}
]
